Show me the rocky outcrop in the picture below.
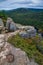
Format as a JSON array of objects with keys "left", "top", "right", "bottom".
[
  {"left": 0, "top": 18, "right": 4, "bottom": 30},
  {"left": 0, "top": 34, "right": 38, "bottom": 65},
  {"left": 6, "top": 18, "right": 17, "bottom": 32},
  {"left": 0, "top": 34, "right": 11, "bottom": 64},
  {"left": 6, "top": 17, "right": 37, "bottom": 38},
  {"left": 19, "top": 26, "right": 36, "bottom": 38},
  {"left": 3, "top": 45, "right": 38, "bottom": 65}
]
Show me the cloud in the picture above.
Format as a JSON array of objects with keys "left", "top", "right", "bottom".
[
  {"left": 0, "top": 0, "right": 6, "bottom": 2},
  {"left": 0, "top": 0, "right": 43, "bottom": 10},
  {"left": 10, "top": 1, "right": 33, "bottom": 5}
]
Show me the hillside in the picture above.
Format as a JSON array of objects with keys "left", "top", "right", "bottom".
[
  {"left": 0, "top": 8, "right": 43, "bottom": 65},
  {"left": 0, "top": 8, "right": 43, "bottom": 30}
]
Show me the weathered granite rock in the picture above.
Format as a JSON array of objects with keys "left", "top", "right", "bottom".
[
  {"left": 19, "top": 31, "right": 29, "bottom": 38},
  {"left": 19, "top": 29, "right": 36, "bottom": 38},
  {"left": 0, "top": 18, "right": 4, "bottom": 31},
  {"left": 0, "top": 34, "right": 11, "bottom": 65},
  {"left": 2, "top": 45, "right": 38, "bottom": 65},
  {"left": 27, "top": 29, "right": 36, "bottom": 37},
  {"left": 6, "top": 18, "right": 17, "bottom": 32},
  {"left": 0, "top": 34, "right": 38, "bottom": 65}
]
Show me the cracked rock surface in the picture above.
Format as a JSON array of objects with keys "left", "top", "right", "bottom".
[{"left": 0, "top": 34, "right": 38, "bottom": 65}]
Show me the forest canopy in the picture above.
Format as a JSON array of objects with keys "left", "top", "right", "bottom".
[{"left": 0, "top": 8, "right": 43, "bottom": 31}]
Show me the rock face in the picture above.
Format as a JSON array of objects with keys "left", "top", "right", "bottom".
[
  {"left": 4, "top": 46, "right": 38, "bottom": 65},
  {"left": 6, "top": 17, "right": 36, "bottom": 38},
  {"left": 0, "top": 18, "right": 4, "bottom": 30},
  {"left": 19, "top": 26, "right": 36, "bottom": 38},
  {"left": 19, "top": 31, "right": 29, "bottom": 38},
  {"left": 6, "top": 18, "right": 17, "bottom": 32},
  {"left": 0, "top": 34, "right": 38, "bottom": 65},
  {"left": 27, "top": 29, "right": 36, "bottom": 37},
  {"left": 0, "top": 34, "right": 11, "bottom": 64}
]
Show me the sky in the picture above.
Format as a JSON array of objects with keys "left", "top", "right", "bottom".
[{"left": 0, "top": 0, "right": 43, "bottom": 10}]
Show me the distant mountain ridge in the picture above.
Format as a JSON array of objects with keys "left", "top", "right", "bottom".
[
  {"left": 6, "top": 8, "right": 43, "bottom": 13},
  {"left": 0, "top": 8, "right": 43, "bottom": 30}
]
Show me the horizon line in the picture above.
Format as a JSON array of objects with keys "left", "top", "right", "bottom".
[{"left": 0, "top": 7, "right": 43, "bottom": 11}]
